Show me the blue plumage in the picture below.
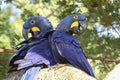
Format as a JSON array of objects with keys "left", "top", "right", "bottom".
[
  {"left": 51, "top": 14, "right": 95, "bottom": 77},
  {"left": 14, "top": 38, "right": 55, "bottom": 70},
  {"left": 14, "top": 36, "right": 56, "bottom": 80},
  {"left": 9, "top": 16, "right": 56, "bottom": 80}
]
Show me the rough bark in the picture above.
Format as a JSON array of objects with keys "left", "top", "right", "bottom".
[{"left": 35, "top": 64, "right": 96, "bottom": 80}]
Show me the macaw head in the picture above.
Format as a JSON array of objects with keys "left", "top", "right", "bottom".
[
  {"left": 22, "top": 16, "right": 53, "bottom": 40},
  {"left": 56, "top": 14, "right": 87, "bottom": 35}
]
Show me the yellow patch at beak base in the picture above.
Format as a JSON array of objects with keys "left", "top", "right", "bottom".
[
  {"left": 31, "top": 26, "right": 40, "bottom": 32},
  {"left": 70, "top": 21, "right": 79, "bottom": 28}
]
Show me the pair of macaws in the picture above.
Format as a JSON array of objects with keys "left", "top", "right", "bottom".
[{"left": 8, "top": 14, "right": 95, "bottom": 80}]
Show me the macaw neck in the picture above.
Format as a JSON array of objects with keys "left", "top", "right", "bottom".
[
  {"left": 56, "top": 30, "right": 73, "bottom": 36},
  {"left": 53, "top": 30, "right": 78, "bottom": 43},
  {"left": 36, "top": 29, "right": 54, "bottom": 39}
]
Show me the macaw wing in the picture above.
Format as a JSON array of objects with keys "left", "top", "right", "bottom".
[
  {"left": 54, "top": 38, "right": 94, "bottom": 77},
  {"left": 14, "top": 39, "right": 51, "bottom": 70},
  {"left": 9, "top": 40, "right": 43, "bottom": 66},
  {"left": 9, "top": 44, "right": 28, "bottom": 66}
]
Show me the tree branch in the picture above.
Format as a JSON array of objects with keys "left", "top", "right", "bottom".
[
  {"left": 87, "top": 55, "right": 120, "bottom": 63},
  {"left": 0, "top": 48, "right": 16, "bottom": 53},
  {"left": 4, "top": 64, "right": 96, "bottom": 80},
  {"left": 46, "top": 5, "right": 61, "bottom": 18},
  {"left": 111, "top": 25, "right": 120, "bottom": 38},
  {"left": 35, "top": 64, "right": 96, "bottom": 80},
  {"left": 104, "top": 63, "right": 120, "bottom": 80}
]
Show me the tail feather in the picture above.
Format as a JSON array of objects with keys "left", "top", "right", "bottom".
[{"left": 21, "top": 67, "right": 41, "bottom": 80}]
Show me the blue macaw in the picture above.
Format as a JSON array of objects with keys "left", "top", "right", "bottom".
[
  {"left": 8, "top": 16, "right": 56, "bottom": 80},
  {"left": 51, "top": 14, "right": 95, "bottom": 77}
]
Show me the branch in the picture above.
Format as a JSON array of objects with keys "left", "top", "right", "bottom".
[
  {"left": 101, "top": 60, "right": 111, "bottom": 72},
  {"left": 87, "top": 55, "right": 120, "bottom": 63},
  {"left": 0, "top": 48, "right": 16, "bottom": 53},
  {"left": 46, "top": 5, "right": 61, "bottom": 18},
  {"left": 35, "top": 64, "right": 96, "bottom": 80},
  {"left": 104, "top": 63, "right": 120, "bottom": 80},
  {"left": 5, "top": 64, "right": 96, "bottom": 80}
]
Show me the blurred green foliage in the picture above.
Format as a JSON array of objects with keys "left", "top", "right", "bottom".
[
  {"left": 0, "top": 53, "right": 12, "bottom": 80},
  {"left": 0, "top": 0, "right": 120, "bottom": 80}
]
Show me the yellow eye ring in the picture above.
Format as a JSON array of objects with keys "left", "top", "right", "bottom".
[
  {"left": 30, "top": 20, "right": 35, "bottom": 24},
  {"left": 73, "top": 15, "right": 78, "bottom": 20}
]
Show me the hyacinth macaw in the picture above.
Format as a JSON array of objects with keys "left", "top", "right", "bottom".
[
  {"left": 8, "top": 16, "right": 56, "bottom": 80},
  {"left": 51, "top": 14, "right": 95, "bottom": 77}
]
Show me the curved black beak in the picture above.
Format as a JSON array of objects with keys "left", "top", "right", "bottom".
[
  {"left": 22, "top": 28, "right": 30, "bottom": 40},
  {"left": 22, "top": 26, "right": 41, "bottom": 40},
  {"left": 78, "top": 20, "right": 88, "bottom": 35}
]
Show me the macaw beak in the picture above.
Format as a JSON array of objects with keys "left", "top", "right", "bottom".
[
  {"left": 78, "top": 20, "right": 88, "bottom": 35},
  {"left": 70, "top": 20, "right": 87, "bottom": 35},
  {"left": 22, "top": 28, "right": 30, "bottom": 40},
  {"left": 22, "top": 26, "right": 40, "bottom": 40}
]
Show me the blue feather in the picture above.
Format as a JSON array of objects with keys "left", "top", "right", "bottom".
[
  {"left": 51, "top": 14, "right": 95, "bottom": 77},
  {"left": 8, "top": 16, "right": 56, "bottom": 80},
  {"left": 52, "top": 31, "right": 95, "bottom": 77},
  {"left": 13, "top": 37, "right": 55, "bottom": 80}
]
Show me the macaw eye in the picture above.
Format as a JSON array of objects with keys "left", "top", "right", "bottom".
[
  {"left": 73, "top": 15, "right": 78, "bottom": 20},
  {"left": 30, "top": 20, "right": 35, "bottom": 24}
]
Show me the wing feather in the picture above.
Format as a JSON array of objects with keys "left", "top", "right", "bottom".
[
  {"left": 14, "top": 39, "right": 51, "bottom": 70},
  {"left": 55, "top": 38, "right": 94, "bottom": 77}
]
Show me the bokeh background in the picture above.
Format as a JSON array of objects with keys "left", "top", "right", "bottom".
[{"left": 0, "top": 0, "right": 120, "bottom": 80}]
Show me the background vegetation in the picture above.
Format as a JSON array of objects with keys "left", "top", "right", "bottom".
[{"left": 0, "top": 0, "right": 120, "bottom": 80}]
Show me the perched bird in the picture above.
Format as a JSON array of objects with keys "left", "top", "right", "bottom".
[
  {"left": 51, "top": 14, "right": 95, "bottom": 77},
  {"left": 8, "top": 16, "right": 56, "bottom": 80}
]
